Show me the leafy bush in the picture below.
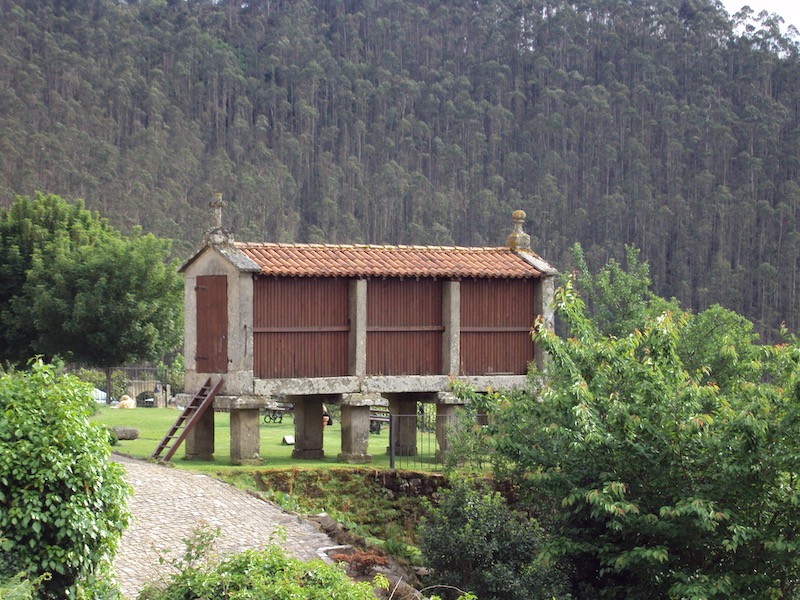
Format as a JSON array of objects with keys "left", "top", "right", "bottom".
[
  {"left": 138, "top": 526, "right": 378, "bottom": 600},
  {"left": 419, "top": 479, "right": 566, "bottom": 600},
  {"left": 0, "top": 361, "right": 131, "bottom": 598},
  {"left": 476, "top": 278, "right": 800, "bottom": 598},
  {"left": 440, "top": 396, "right": 493, "bottom": 472},
  {"left": 106, "top": 427, "right": 119, "bottom": 446},
  {"left": 0, "top": 571, "right": 38, "bottom": 600},
  {"left": 332, "top": 549, "right": 389, "bottom": 576}
]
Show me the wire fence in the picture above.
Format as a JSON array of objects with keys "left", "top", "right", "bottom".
[
  {"left": 65, "top": 364, "right": 179, "bottom": 407},
  {"left": 387, "top": 412, "right": 456, "bottom": 470}
]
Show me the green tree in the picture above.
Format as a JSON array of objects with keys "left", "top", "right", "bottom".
[
  {"left": 0, "top": 360, "right": 131, "bottom": 599},
  {"left": 0, "top": 194, "right": 182, "bottom": 391},
  {"left": 473, "top": 278, "right": 800, "bottom": 598},
  {"left": 419, "top": 479, "right": 566, "bottom": 600},
  {"left": 0, "top": 193, "right": 116, "bottom": 362},
  {"left": 570, "top": 242, "right": 674, "bottom": 337}
]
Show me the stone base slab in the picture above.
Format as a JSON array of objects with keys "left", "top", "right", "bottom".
[{"left": 337, "top": 452, "right": 373, "bottom": 464}]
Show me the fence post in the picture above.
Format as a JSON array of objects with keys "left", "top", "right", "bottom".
[{"left": 389, "top": 414, "right": 396, "bottom": 469}]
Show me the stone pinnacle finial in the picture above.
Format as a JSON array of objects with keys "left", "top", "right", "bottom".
[
  {"left": 507, "top": 209, "right": 531, "bottom": 251},
  {"left": 204, "top": 192, "right": 234, "bottom": 246},
  {"left": 210, "top": 192, "right": 224, "bottom": 229}
]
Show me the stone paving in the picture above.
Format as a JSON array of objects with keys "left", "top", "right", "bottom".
[{"left": 113, "top": 454, "right": 341, "bottom": 599}]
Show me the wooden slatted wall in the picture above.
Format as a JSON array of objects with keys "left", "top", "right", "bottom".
[
  {"left": 460, "top": 278, "right": 536, "bottom": 375},
  {"left": 367, "top": 277, "right": 443, "bottom": 375},
  {"left": 253, "top": 276, "right": 349, "bottom": 378}
]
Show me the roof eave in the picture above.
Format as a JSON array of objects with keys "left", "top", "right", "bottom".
[
  {"left": 515, "top": 250, "right": 558, "bottom": 277},
  {"left": 179, "top": 243, "right": 262, "bottom": 274}
]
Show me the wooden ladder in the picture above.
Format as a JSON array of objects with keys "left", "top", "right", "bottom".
[{"left": 151, "top": 378, "right": 224, "bottom": 463}]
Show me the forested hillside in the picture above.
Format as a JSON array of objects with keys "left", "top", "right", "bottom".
[{"left": 0, "top": 0, "right": 798, "bottom": 337}]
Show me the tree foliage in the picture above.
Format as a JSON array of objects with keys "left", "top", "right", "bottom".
[
  {"left": 0, "top": 0, "right": 798, "bottom": 338},
  {"left": 419, "top": 479, "right": 566, "bottom": 600},
  {"left": 0, "top": 193, "right": 182, "bottom": 368},
  {"left": 0, "top": 360, "right": 131, "bottom": 599},
  {"left": 472, "top": 278, "right": 800, "bottom": 598}
]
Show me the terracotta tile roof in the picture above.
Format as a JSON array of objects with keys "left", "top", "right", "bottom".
[{"left": 234, "top": 242, "right": 545, "bottom": 279}]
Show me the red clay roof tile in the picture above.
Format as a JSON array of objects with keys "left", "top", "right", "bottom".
[{"left": 234, "top": 242, "right": 544, "bottom": 279}]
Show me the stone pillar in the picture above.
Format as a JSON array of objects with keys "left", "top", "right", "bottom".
[
  {"left": 386, "top": 395, "right": 418, "bottom": 456},
  {"left": 435, "top": 403, "right": 458, "bottom": 461},
  {"left": 349, "top": 279, "right": 367, "bottom": 377},
  {"left": 291, "top": 395, "right": 326, "bottom": 459},
  {"left": 184, "top": 409, "right": 215, "bottom": 461},
  {"left": 338, "top": 404, "right": 372, "bottom": 464},
  {"left": 230, "top": 408, "right": 262, "bottom": 465},
  {"left": 533, "top": 275, "right": 556, "bottom": 372},
  {"left": 442, "top": 280, "right": 460, "bottom": 376}
]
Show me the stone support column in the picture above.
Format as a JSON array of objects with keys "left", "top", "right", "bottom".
[
  {"left": 184, "top": 409, "right": 215, "bottom": 461},
  {"left": 338, "top": 404, "right": 372, "bottom": 464},
  {"left": 386, "top": 395, "right": 418, "bottom": 456},
  {"left": 291, "top": 395, "right": 326, "bottom": 459},
  {"left": 442, "top": 280, "right": 460, "bottom": 376},
  {"left": 230, "top": 408, "right": 262, "bottom": 465},
  {"left": 435, "top": 403, "right": 458, "bottom": 461}
]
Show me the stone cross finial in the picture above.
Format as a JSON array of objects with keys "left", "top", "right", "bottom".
[
  {"left": 210, "top": 192, "right": 224, "bottom": 229},
  {"left": 507, "top": 210, "right": 531, "bottom": 251},
  {"left": 204, "top": 192, "right": 234, "bottom": 246}
]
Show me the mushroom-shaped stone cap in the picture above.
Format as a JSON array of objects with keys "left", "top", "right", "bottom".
[{"left": 507, "top": 210, "right": 531, "bottom": 251}]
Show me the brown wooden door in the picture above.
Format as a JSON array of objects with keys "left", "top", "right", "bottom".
[{"left": 195, "top": 275, "right": 228, "bottom": 373}]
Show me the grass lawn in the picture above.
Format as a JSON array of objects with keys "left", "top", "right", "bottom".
[
  {"left": 93, "top": 405, "right": 451, "bottom": 560},
  {"left": 92, "top": 406, "right": 398, "bottom": 472}
]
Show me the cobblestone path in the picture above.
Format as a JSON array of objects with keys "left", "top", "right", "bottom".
[{"left": 113, "top": 454, "right": 338, "bottom": 599}]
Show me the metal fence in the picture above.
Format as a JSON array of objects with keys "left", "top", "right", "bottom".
[
  {"left": 65, "top": 364, "right": 177, "bottom": 407},
  {"left": 387, "top": 412, "right": 456, "bottom": 470}
]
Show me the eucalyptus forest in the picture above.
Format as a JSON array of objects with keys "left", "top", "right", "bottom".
[{"left": 0, "top": 0, "right": 798, "bottom": 338}]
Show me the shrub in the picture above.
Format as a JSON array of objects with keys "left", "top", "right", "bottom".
[
  {"left": 419, "top": 479, "right": 566, "bottom": 600},
  {"left": 440, "top": 395, "right": 493, "bottom": 472},
  {"left": 332, "top": 549, "right": 389, "bottom": 576},
  {"left": 138, "top": 526, "right": 378, "bottom": 600},
  {"left": 0, "top": 571, "right": 37, "bottom": 600},
  {"left": 477, "top": 278, "right": 800, "bottom": 598},
  {"left": 0, "top": 361, "right": 131, "bottom": 598},
  {"left": 106, "top": 427, "right": 119, "bottom": 446}
]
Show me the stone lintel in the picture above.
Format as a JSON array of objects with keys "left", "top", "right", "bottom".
[
  {"left": 172, "top": 393, "right": 194, "bottom": 408},
  {"left": 456, "top": 375, "right": 529, "bottom": 391},
  {"left": 213, "top": 395, "right": 267, "bottom": 410},
  {"left": 340, "top": 393, "right": 388, "bottom": 407},
  {"left": 361, "top": 375, "right": 452, "bottom": 394},
  {"left": 252, "top": 375, "right": 529, "bottom": 397},
  {"left": 254, "top": 377, "right": 361, "bottom": 396}
]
